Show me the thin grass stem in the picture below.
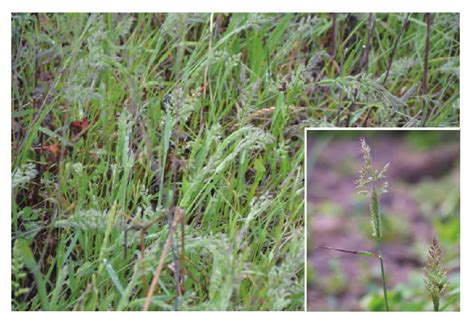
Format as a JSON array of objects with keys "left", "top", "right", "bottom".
[
  {"left": 383, "top": 14, "right": 411, "bottom": 86},
  {"left": 364, "top": 13, "right": 410, "bottom": 127},
  {"left": 361, "top": 13, "right": 374, "bottom": 72},
  {"left": 143, "top": 207, "right": 185, "bottom": 311},
  {"left": 377, "top": 241, "right": 389, "bottom": 311},
  {"left": 358, "top": 139, "right": 390, "bottom": 311},
  {"left": 336, "top": 48, "right": 347, "bottom": 127},
  {"left": 421, "top": 13, "right": 432, "bottom": 127},
  {"left": 346, "top": 88, "right": 358, "bottom": 127},
  {"left": 330, "top": 13, "right": 337, "bottom": 60}
]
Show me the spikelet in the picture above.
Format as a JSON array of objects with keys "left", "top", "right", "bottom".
[
  {"left": 12, "top": 163, "right": 38, "bottom": 189},
  {"left": 12, "top": 240, "right": 30, "bottom": 301},
  {"left": 180, "top": 125, "right": 274, "bottom": 209},
  {"left": 370, "top": 189, "right": 382, "bottom": 239},
  {"left": 356, "top": 138, "right": 389, "bottom": 239},
  {"left": 424, "top": 237, "right": 448, "bottom": 311},
  {"left": 55, "top": 209, "right": 108, "bottom": 231},
  {"left": 267, "top": 230, "right": 304, "bottom": 310}
]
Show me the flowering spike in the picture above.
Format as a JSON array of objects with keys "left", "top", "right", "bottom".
[
  {"left": 356, "top": 138, "right": 389, "bottom": 240},
  {"left": 424, "top": 237, "right": 448, "bottom": 311}
]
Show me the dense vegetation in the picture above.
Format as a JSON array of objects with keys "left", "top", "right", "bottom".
[
  {"left": 11, "top": 13, "right": 459, "bottom": 311},
  {"left": 12, "top": 13, "right": 305, "bottom": 311}
]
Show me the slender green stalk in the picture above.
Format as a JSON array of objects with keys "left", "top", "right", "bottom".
[
  {"left": 336, "top": 48, "right": 348, "bottom": 127},
  {"left": 373, "top": 184, "right": 389, "bottom": 310},
  {"left": 377, "top": 242, "right": 389, "bottom": 311},
  {"left": 421, "top": 13, "right": 432, "bottom": 127}
]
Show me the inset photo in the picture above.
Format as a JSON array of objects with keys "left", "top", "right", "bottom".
[{"left": 306, "top": 129, "right": 460, "bottom": 311}]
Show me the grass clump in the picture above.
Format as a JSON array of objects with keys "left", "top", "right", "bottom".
[
  {"left": 11, "top": 13, "right": 305, "bottom": 311},
  {"left": 11, "top": 12, "right": 459, "bottom": 310}
]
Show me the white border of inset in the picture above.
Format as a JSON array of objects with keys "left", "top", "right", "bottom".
[{"left": 304, "top": 127, "right": 461, "bottom": 312}]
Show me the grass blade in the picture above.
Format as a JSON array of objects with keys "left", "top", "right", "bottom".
[{"left": 16, "top": 239, "right": 49, "bottom": 310}]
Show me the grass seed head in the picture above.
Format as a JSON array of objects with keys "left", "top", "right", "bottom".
[
  {"left": 356, "top": 138, "right": 389, "bottom": 195},
  {"left": 424, "top": 237, "right": 449, "bottom": 311},
  {"left": 356, "top": 138, "right": 389, "bottom": 239},
  {"left": 12, "top": 163, "right": 38, "bottom": 189}
]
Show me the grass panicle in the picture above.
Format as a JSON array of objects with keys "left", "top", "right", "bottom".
[
  {"left": 424, "top": 237, "right": 448, "bottom": 311},
  {"left": 356, "top": 138, "right": 389, "bottom": 239},
  {"left": 12, "top": 163, "right": 38, "bottom": 190}
]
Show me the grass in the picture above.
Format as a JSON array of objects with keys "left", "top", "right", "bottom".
[
  {"left": 356, "top": 139, "right": 390, "bottom": 311},
  {"left": 11, "top": 13, "right": 459, "bottom": 310},
  {"left": 11, "top": 13, "right": 306, "bottom": 311},
  {"left": 319, "top": 138, "right": 390, "bottom": 310},
  {"left": 424, "top": 237, "right": 449, "bottom": 311}
]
